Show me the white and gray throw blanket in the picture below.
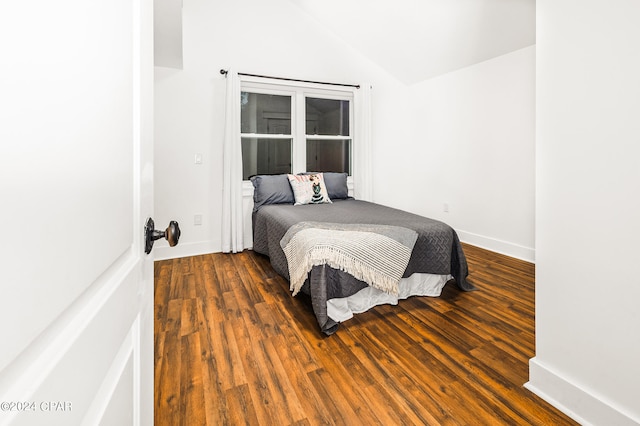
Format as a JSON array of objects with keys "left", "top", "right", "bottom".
[{"left": 280, "top": 221, "right": 418, "bottom": 297}]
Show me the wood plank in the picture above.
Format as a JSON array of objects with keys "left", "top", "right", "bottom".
[
  {"left": 155, "top": 328, "right": 181, "bottom": 425},
  {"left": 224, "top": 384, "right": 259, "bottom": 426},
  {"left": 179, "top": 332, "right": 206, "bottom": 426}
]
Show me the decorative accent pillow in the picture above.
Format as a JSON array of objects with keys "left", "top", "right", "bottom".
[
  {"left": 299, "top": 172, "right": 349, "bottom": 199},
  {"left": 287, "top": 173, "right": 332, "bottom": 206}
]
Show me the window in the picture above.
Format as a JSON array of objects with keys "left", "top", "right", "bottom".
[
  {"left": 240, "top": 92, "right": 292, "bottom": 179},
  {"left": 240, "top": 80, "right": 354, "bottom": 180},
  {"left": 306, "top": 97, "right": 351, "bottom": 174}
]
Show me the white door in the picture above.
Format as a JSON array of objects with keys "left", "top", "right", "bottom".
[{"left": 0, "top": 1, "right": 155, "bottom": 425}]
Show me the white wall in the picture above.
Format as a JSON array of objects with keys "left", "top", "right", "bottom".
[
  {"left": 527, "top": 1, "right": 640, "bottom": 424},
  {"left": 153, "top": 0, "right": 408, "bottom": 259},
  {"left": 374, "top": 47, "right": 536, "bottom": 261}
]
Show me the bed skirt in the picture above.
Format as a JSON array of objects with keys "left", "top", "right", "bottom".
[{"left": 326, "top": 273, "right": 452, "bottom": 323}]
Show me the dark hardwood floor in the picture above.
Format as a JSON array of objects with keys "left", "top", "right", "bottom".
[{"left": 154, "top": 243, "right": 577, "bottom": 425}]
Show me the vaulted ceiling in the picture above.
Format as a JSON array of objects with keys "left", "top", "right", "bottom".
[
  {"left": 154, "top": 0, "right": 536, "bottom": 83},
  {"left": 288, "top": 0, "right": 536, "bottom": 84}
]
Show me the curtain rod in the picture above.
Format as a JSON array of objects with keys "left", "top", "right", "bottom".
[{"left": 220, "top": 69, "right": 360, "bottom": 89}]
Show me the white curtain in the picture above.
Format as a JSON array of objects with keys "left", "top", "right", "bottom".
[
  {"left": 354, "top": 84, "right": 373, "bottom": 201},
  {"left": 221, "top": 70, "right": 244, "bottom": 253}
]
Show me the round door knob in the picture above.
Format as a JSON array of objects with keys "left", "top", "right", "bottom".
[
  {"left": 165, "top": 220, "right": 180, "bottom": 247},
  {"left": 145, "top": 218, "right": 181, "bottom": 254}
]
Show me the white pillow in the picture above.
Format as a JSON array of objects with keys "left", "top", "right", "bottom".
[{"left": 287, "top": 173, "right": 332, "bottom": 205}]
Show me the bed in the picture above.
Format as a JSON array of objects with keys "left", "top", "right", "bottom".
[{"left": 251, "top": 173, "right": 474, "bottom": 335}]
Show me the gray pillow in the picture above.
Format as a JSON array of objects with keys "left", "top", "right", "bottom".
[
  {"left": 301, "top": 172, "right": 349, "bottom": 199},
  {"left": 250, "top": 174, "right": 295, "bottom": 212}
]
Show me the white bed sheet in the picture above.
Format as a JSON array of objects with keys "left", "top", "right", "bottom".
[{"left": 326, "top": 273, "right": 452, "bottom": 323}]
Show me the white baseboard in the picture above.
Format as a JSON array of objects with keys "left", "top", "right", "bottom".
[
  {"left": 456, "top": 229, "right": 535, "bottom": 263},
  {"left": 153, "top": 240, "right": 220, "bottom": 261},
  {"left": 526, "top": 357, "right": 640, "bottom": 426}
]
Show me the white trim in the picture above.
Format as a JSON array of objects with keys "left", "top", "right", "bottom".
[
  {"left": 241, "top": 133, "right": 293, "bottom": 139},
  {"left": 81, "top": 320, "right": 136, "bottom": 425},
  {"left": 305, "top": 135, "right": 353, "bottom": 140},
  {"left": 240, "top": 74, "right": 357, "bottom": 96},
  {"left": 154, "top": 240, "right": 220, "bottom": 260},
  {"left": 242, "top": 180, "right": 255, "bottom": 197},
  {"left": 293, "top": 91, "right": 305, "bottom": 174},
  {"left": 132, "top": 313, "right": 142, "bottom": 426},
  {"left": 526, "top": 358, "right": 640, "bottom": 426},
  {"left": 238, "top": 83, "right": 297, "bottom": 96},
  {"left": 456, "top": 229, "right": 535, "bottom": 263}
]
